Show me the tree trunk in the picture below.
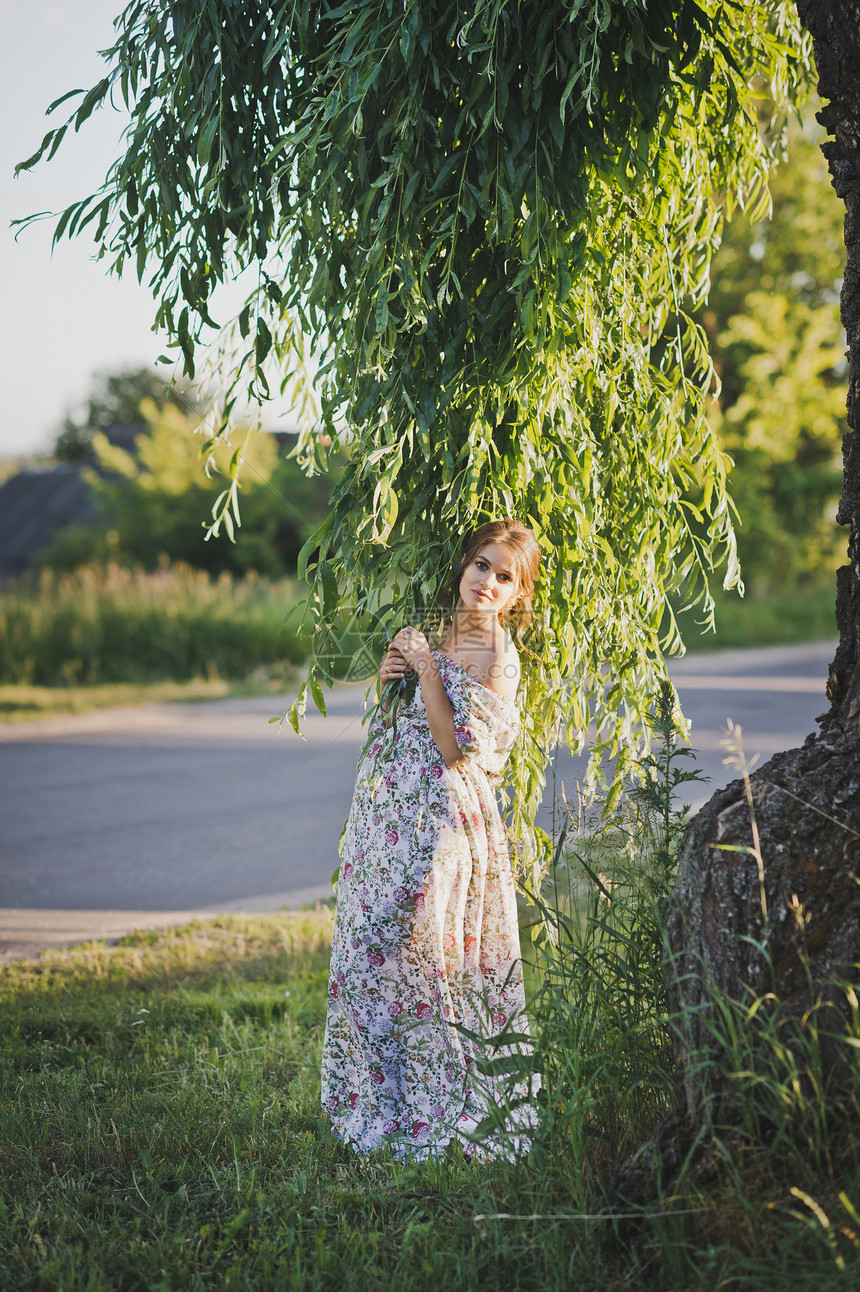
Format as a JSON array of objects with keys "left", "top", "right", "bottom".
[{"left": 661, "top": 0, "right": 860, "bottom": 1142}]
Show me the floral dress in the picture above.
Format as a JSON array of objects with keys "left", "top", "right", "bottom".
[{"left": 320, "top": 648, "right": 540, "bottom": 1161}]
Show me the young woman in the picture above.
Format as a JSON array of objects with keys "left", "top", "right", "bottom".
[{"left": 320, "top": 518, "right": 542, "bottom": 1161}]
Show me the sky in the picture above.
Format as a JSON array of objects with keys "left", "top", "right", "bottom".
[{"left": 0, "top": 0, "right": 299, "bottom": 459}]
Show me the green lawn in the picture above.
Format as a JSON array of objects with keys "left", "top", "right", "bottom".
[
  {"left": 2, "top": 910, "right": 859, "bottom": 1291},
  {"left": 679, "top": 582, "right": 837, "bottom": 652}
]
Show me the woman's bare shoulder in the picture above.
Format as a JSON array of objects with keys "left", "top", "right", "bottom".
[{"left": 483, "top": 636, "right": 520, "bottom": 699}]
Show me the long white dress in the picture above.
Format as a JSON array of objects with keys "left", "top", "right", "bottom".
[{"left": 320, "top": 648, "right": 539, "bottom": 1161}]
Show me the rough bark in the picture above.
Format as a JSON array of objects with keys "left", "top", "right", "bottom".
[
  {"left": 808, "top": 0, "right": 860, "bottom": 731},
  {"left": 663, "top": 0, "right": 860, "bottom": 1140},
  {"left": 666, "top": 731, "right": 860, "bottom": 1128},
  {"left": 612, "top": 4, "right": 860, "bottom": 1198}
]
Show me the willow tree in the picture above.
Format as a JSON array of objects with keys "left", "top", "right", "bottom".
[{"left": 17, "top": 1, "right": 810, "bottom": 870}]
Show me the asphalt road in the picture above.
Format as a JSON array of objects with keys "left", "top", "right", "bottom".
[{"left": 0, "top": 640, "right": 835, "bottom": 958}]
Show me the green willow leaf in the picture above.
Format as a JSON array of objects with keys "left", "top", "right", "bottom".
[{"left": 15, "top": 0, "right": 813, "bottom": 889}]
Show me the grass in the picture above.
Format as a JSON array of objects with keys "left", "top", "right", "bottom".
[
  {"left": 2, "top": 694, "right": 858, "bottom": 1289},
  {"left": 0, "top": 563, "right": 839, "bottom": 733},
  {"left": 0, "top": 914, "right": 550, "bottom": 1292},
  {"left": 0, "top": 563, "right": 307, "bottom": 689},
  {"left": 680, "top": 582, "right": 837, "bottom": 652},
  {"left": 3, "top": 887, "right": 860, "bottom": 1284}
]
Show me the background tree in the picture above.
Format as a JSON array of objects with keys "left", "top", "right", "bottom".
[
  {"left": 42, "top": 397, "right": 338, "bottom": 578},
  {"left": 15, "top": 2, "right": 811, "bottom": 870},
  {"left": 703, "top": 112, "right": 847, "bottom": 591},
  {"left": 53, "top": 366, "right": 202, "bottom": 462}
]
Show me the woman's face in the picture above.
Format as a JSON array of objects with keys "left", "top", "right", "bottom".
[{"left": 457, "top": 542, "right": 519, "bottom": 619}]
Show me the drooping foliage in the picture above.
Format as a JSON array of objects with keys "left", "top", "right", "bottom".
[{"left": 16, "top": 1, "right": 811, "bottom": 871}]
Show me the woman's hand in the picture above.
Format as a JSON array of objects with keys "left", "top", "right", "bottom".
[
  {"left": 379, "top": 643, "right": 410, "bottom": 685},
  {"left": 390, "top": 626, "right": 433, "bottom": 673}
]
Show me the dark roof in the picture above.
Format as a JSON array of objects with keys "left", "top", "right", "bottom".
[
  {"left": 0, "top": 424, "right": 150, "bottom": 579},
  {"left": 0, "top": 466, "right": 95, "bottom": 579},
  {"left": 272, "top": 429, "right": 300, "bottom": 450}
]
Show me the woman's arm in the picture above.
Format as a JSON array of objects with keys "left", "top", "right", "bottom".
[{"left": 389, "top": 627, "right": 467, "bottom": 770}]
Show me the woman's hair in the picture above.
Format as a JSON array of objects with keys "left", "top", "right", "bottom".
[{"left": 445, "top": 517, "right": 541, "bottom": 632}]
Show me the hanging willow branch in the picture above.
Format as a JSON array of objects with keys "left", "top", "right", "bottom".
[{"left": 16, "top": 1, "right": 813, "bottom": 882}]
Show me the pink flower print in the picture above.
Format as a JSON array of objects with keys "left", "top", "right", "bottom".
[
  {"left": 387, "top": 1001, "right": 403, "bottom": 1018},
  {"left": 351, "top": 936, "right": 361, "bottom": 950},
  {"left": 349, "top": 1092, "right": 359, "bottom": 1108},
  {"left": 371, "top": 743, "right": 382, "bottom": 757},
  {"left": 385, "top": 776, "right": 397, "bottom": 790},
  {"left": 385, "top": 826, "right": 399, "bottom": 846},
  {"left": 368, "top": 1068, "right": 385, "bottom": 1086},
  {"left": 458, "top": 1112, "right": 471, "bottom": 1123},
  {"left": 492, "top": 1010, "right": 507, "bottom": 1027},
  {"left": 331, "top": 982, "right": 339, "bottom": 999},
  {"left": 431, "top": 764, "right": 443, "bottom": 780},
  {"left": 382, "top": 1119, "right": 399, "bottom": 1134},
  {"left": 431, "top": 1104, "right": 445, "bottom": 1119},
  {"left": 459, "top": 810, "right": 469, "bottom": 829},
  {"left": 410, "top": 1121, "right": 430, "bottom": 1139},
  {"left": 413, "top": 892, "right": 425, "bottom": 913},
  {"left": 355, "top": 848, "right": 365, "bottom": 862},
  {"left": 367, "top": 950, "right": 385, "bottom": 967},
  {"left": 372, "top": 813, "right": 381, "bottom": 827},
  {"left": 415, "top": 1002, "right": 432, "bottom": 1020},
  {"left": 393, "top": 886, "right": 409, "bottom": 904},
  {"left": 326, "top": 1095, "right": 339, "bottom": 1113},
  {"left": 337, "top": 969, "right": 346, "bottom": 983},
  {"left": 343, "top": 861, "right": 353, "bottom": 878},
  {"left": 464, "top": 1142, "right": 478, "bottom": 1157},
  {"left": 464, "top": 935, "right": 478, "bottom": 954},
  {"left": 444, "top": 932, "right": 456, "bottom": 950},
  {"left": 472, "top": 813, "right": 480, "bottom": 828}
]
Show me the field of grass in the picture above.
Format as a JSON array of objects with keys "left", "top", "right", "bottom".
[
  {"left": 679, "top": 582, "right": 837, "bottom": 652},
  {"left": 0, "top": 679, "right": 243, "bottom": 723},
  {"left": 4, "top": 744, "right": 860, "bottom": 1290},
  {"left": 0, "top": 563, "right": 307, "bottom": 689}
]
